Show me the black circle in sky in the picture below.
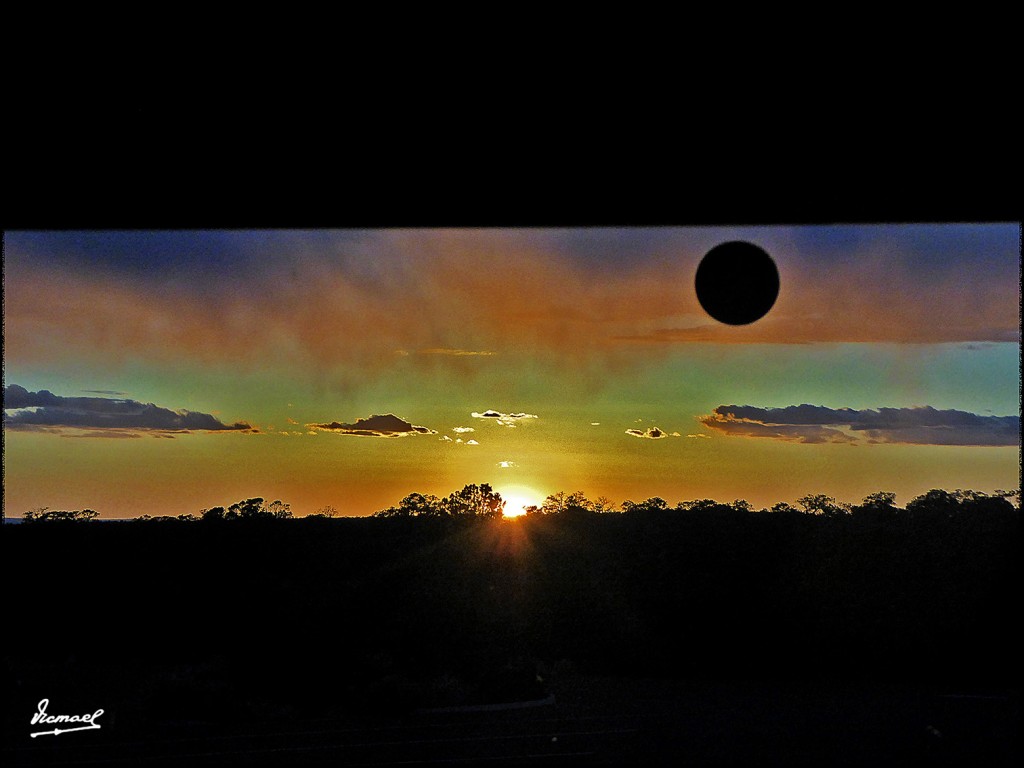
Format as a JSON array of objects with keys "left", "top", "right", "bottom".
[{"left": 695, "top": 241, "right": 779, "bottom": 325}]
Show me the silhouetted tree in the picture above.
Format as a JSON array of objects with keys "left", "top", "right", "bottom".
[
  {"left": 851, "top": 491, "right": 900, "bottom": 521},
  {"left": 442, "top": 484, "right": 505, "bottom": 518},
  {"left": 399, "top": 493, "right": 444, "bottom": 517},
  {"left": 675, "top": 498, "right": 753, "bottom": 516},
  {"left": 309, "top": 505, "right": 339, "bottom": 519},
  {"left": 562, "top": 492, "right": 599, "bottom": 518},
  {"left": 862, "top": 491, "right": 897, "bottom": 509},
  {"left": 509, "top": 491, "right": 615, "bottom": 517},
  {"left": 538, "top": 491, "right": 568, "bottom": 515},
  {"left": 374, "top": 485, "right": 505, "bottom": 518},
  {"left": 201, "top": 498, "right": 291, "bottom": 521},
  {"left": 621, "top": 497, "right": 669, "bottom": 515},
  {"left": 769, "top": 502, "right": 800, "bottom": 515},
  {"left": 796, "top": 493, "right": 849, "bottom": 517},
  {"left": 23, "top": 507, "right": 99, "bottom": 523},
  {"left": 229, "top": 498, "right": 264, "bottom": 519},
  {"left": 953, "top": 490, "right": 1016, "bottom": 518},
  {"left": 201, "top": 506, "right": 227, "bottom": 522},
  {"left": 134, "top": 513, "right": 198, "bottom": 523},
  {"left": 906, "top": 489, "right": 961, "bottom": 520},
  {"left": 372, "top": 493, "right": 444, "bottom": 518},
  {"left": 677, "top": 499, "right": 722, "bottom": 512},
  {"left": 265, "top": 500, "right": 293, "bottom": 519},
  {"left": 533, "top": 491, "right": 598, "bottom": 517}
]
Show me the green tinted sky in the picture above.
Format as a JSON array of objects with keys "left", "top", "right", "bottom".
[{"left": 3, "top": 226, "right": 1019, "bottom": 517}]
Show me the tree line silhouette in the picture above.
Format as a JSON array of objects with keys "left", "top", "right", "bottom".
[
  {"left": 6, "top": 481, "right": 1018, "bottom": 730},
  {"left": 23, "top": 484, "right": 1014, "bottom": 523},
  {"left": 372, "top": 483, "right": 506, "bottom": 519},
  {"left": 22, "top": 507, "right": 99, "bottom": 523}
]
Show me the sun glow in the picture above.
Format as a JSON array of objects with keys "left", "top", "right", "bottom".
[{"left": 497, "top": 485, "right": 545, "bottom": 517}]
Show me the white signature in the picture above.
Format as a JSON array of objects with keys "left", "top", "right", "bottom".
[{"left": 30, "top": 698, "right": 104, "bottom": 737}]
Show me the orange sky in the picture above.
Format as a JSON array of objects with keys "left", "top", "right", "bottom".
[{"left": 3, "top": 226, "right": 1020, "bottom": 518}]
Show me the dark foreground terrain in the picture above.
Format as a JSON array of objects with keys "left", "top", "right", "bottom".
[
  {"left": 3, "top": 504, "right": 1019, "bottom": 764},
  {"left": 2, "top": 675, "right": 1018, "bottom": 766}
]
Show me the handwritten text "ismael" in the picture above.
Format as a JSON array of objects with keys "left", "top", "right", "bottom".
[{"left": 30, "top": 699, "right": 104, "bottom": 737}]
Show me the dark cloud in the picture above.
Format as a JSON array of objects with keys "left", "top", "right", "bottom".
[
  {"left": 474, "top": 410, "right": 503, "bottom": 418},
  {"left": 699, "top": 416, "right": 857, "bottom": 444},
  {"left": 306, "top": 413, "right": 437, "bottom": 437},
  {"left": 3, "top": 385, "right": 255, "bottom": 436},
  {"left": 626, "top": 427, "right": 668, "bottom": 439},
  {"left": 700, "top": 404, "right": 1020, "bottom": 446},
  {"left": 471, "top": 410, "right": 538, "bottom": 427}
]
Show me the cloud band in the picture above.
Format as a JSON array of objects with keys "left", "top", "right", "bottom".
[
  {"left": 3, "top": 385, "right": 254, "bottom": 436},
  {"left": 700, "top": 404, "right": 1020, "bottom": 446},
  {"left": 306, "top": 413, "right": 437, "bottom": 437}
]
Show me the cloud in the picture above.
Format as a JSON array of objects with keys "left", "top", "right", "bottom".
[
  {"left": 626, "top": 427, "right": 669, "bottom": 439},
  {"left": 5, "top": 424, "right": 148, "bottom": 439},
  {"left": 498, "top": 460, "right": 517, "bottom": 468},
  {"left": 441, "top": 433, "right": 480, "bottom": 446},
  {"left": 417, "top": 348, "right": 497, "bottom": 356},
  {"left": 452, "top": 426, "right": 475, "bottom": 433},
  {"left": 394, "top": 348, "right": 497, "bottom": 357},
  {"left": 4, "top": 228, "right": 1017, "bottom": 394},
  {"left": 3, "top": 385, "right": 255, "bottom": 437},
  {"left": 687, "top": 433, "right": 710, "bottom": 439},
  {"left": 471, "top": 409, "right": 539, "bottom": 427},
  {"left": 306, "top": 413, "right": 437, "bottom": 437},
  {"left": 700, "top": 404, "right": 1020, "bottom": 446}
]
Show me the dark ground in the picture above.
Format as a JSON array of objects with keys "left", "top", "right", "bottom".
[
  {"left": 3, "top": 507, "right": 1019, "bottom": 765},
  {"left": 2, "top": 673, "right": 1018, "bottom": 766}
]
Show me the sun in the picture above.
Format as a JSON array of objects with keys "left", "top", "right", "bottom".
[{"left": 496, "top": 485, "right": 545, "bottom": 517}]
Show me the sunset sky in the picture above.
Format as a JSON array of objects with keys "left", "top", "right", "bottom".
[{"left": 3, "top": 225, "right": 1020, "bottom": 518}]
